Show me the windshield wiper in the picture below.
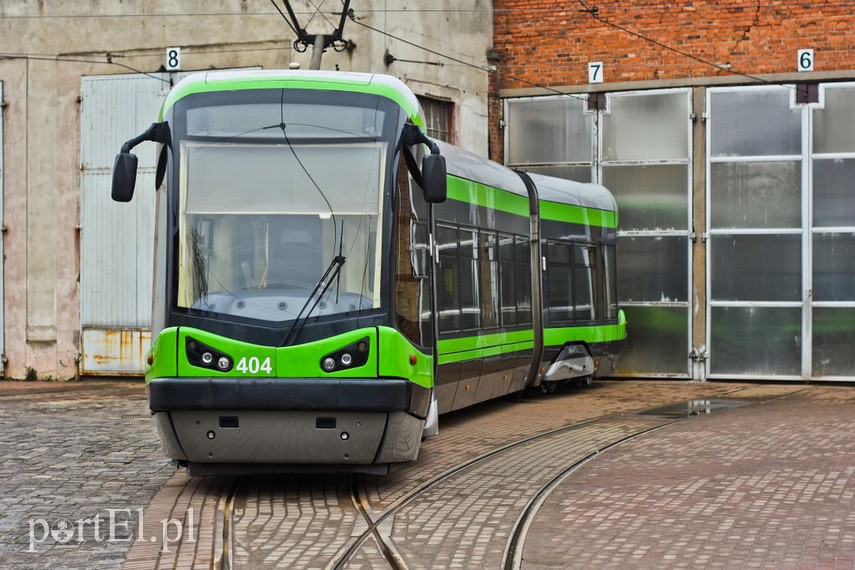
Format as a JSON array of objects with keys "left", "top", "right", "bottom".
[
  {"left": 280, "top": 254, "right": 346, "bottom": 346},
  {"left": 280, "top": 232, "right": 346, "bottom": 347}
]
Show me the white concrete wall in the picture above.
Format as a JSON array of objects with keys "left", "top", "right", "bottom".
[{"left": 0, "top": 1, "right": 493, "bottom": 379}]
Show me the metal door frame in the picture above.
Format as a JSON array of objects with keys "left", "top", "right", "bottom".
[
  {"left": 705, "top": 83, "right": 855, "bottom": 382},
  {"left": 598, "top": 88, "right": 694, "bottom": 378}
]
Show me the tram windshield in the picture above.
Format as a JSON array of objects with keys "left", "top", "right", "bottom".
[{"left": 173, "top": 90, "right": 401, "bottom": 325}]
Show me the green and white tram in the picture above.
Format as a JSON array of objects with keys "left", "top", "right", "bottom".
[{"left": 111, "top": 70, "right": 625, "bottom": 474}]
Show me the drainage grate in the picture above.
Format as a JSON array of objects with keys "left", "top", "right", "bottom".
[{"left": 637, "top": 398, "right": 749, "bottom": 419}]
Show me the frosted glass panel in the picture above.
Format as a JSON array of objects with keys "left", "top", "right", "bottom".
[
  {"left": 710, "top": 307, "right": 801, "bottom": 376},
  {"left": 710, "top": 161, "right": 801, "bottom": 229},
  {"left": 813, "top": 158, "right": 855, "bottom": 227},
  {"left": 813, "top": 233, "right": 855, "bottom": 301},
  {"left": 710, "top": 235, "right": 801, "bottom": 301},
  {"left": 617, "top": 236, "right": 688, "bottom": 303},
  {"left": 603, "top": 164, "right": 688, "bottom": 231},
  {"left": 517, "top": 165, "right": 592, "bottom": 183},
  {"left": 813, "top": 87, "right": 855, "bottom": 153},
  {"left": 506, "top": 97, "right": 592, "bottom": 164},
  {"left": 603, "top": 92, "right": 689, "bottom": 161},
  {"left": 709, "top": 90, "right": 801, "bottom": 157},
  {"left": 813, "top": 308, "right": 855, "bottom": 377},
  {"left": 614, "top": 306, "right": 688, "bottom": 375}
]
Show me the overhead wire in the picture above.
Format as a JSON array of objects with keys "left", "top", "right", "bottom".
[
  {"left": 0, "top": 52, "right": 172, "bottom": 83},
  {"left": 574, "top": 0, "right": 773, "bottom": 85},
  {"left": 1, "top": 4, "right": 812, "bottom": 93},
  {"left": 345, "top": 14, "right": 589, "bottom": 101}
]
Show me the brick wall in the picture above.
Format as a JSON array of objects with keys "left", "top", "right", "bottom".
[{"left": 489, "top": 0, "right": 855, "bottom": 161}]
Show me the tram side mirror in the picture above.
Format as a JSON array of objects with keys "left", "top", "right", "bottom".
[
  {"left": 111, "top": 122, "right": 172, "bottom": 203},
  {"left": 111, "top": 152, "right": 138, "bottom": 203},
  {"left": 421, "top": 153, "right": 447, "bottom": 203}
]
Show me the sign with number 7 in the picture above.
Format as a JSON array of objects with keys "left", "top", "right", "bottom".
[{"left": 588, "top": 62, "right": 604, "bottom": 84}]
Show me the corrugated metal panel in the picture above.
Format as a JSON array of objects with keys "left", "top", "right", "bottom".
[
  {"left": 79, "top": 74, "right": 170, "bottom": 374},
  {"left": 0, "top": 81, "right": 5, "bottom": 373},
  {"left": 81, "top": 328, "right": 151, "bottom": 376}
]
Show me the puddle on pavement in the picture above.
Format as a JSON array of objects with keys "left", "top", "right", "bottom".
[{"left": 637, "top": 398, "right": 750, "bottom": 419}]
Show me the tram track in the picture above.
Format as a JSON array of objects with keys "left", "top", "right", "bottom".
[
  {"left": 500, "top": 422, "right": 676, "bottom": 569},
  {"left": 332, "top": 413, "right": 679, "bottom": 568},
  {"left": 192, "top": 384, "right": 802, "bottom": 569}
]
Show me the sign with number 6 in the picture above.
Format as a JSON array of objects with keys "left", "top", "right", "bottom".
[{"left": 798, "top": 49, "right": 813, "bottom": 72}]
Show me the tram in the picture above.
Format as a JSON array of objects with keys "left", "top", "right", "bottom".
[{"left": 111, "top": 70, "right": 626, "bottom": 474}]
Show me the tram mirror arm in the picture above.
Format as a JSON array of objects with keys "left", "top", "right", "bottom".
[
  {"left": 111, "top": 122, "right": 172, "bottom": 203},
  {"left": 401, "top": 124, "right": 447, "bottom": 204}
]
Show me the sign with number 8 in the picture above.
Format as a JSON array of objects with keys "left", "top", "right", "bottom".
[{"left": 166, "top": 47, "right": 182, "bottom": 71}]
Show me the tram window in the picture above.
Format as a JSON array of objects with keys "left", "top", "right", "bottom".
[
  {"left": 395, "top": 166, "right": 433, "bottom": 347},
  {"left": 436, "top": 224, "right": 461, "bottom": 333},
  {"left": 459, "top": 228, "right": 480, "bottom": 330},
  {"left": 516, "top": 236, "right": 532, "bottom": 325},
  {"left": 498, "top": 233, "right": 517, "bottom": 326},
  {"left": 604, "top": 244, "right": 618, "bottom": 319},
  {"left": 573, "top": 246, "right": 597, "bottom": 321},
  {"left": 480, "top": 231, "right": 499, "bottom": 329},
  {"left": 546, "top": 242, "right": 574, "bottom": 323}
]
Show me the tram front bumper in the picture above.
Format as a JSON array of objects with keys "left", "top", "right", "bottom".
[
  {"left": 147, "top": 377, "right": 425, "bottom": 467},
  {"left": 147, "top": 376, "right": 413, "bottom": 413}
]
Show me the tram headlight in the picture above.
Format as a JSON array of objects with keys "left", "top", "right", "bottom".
[
  {"left": 319, "top": 337, "right": 370, "bottom": 373},
  {"left": 185, "top": 336, "right": 233, "bottom": 373}
]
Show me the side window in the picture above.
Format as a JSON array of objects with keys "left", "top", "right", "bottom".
[
  {"left": 546, "top": 241, "right": 574, "bottom": 323},
  {"left": 458, "top": 228, "right": 480, "bottom": 330},
  {"left": 479, "top": 231, "right": 499, "bottom": 329},
  {"left": 498, "top": 233, "right": 517, "bottom": 326},
  {"left": 436, "top": 224, "right": 460, "bottom": 333},
  {"left": 395, "top": 164, "right": 433, "bottom": 347},
  {"left": 573, "top": 246, "right": 596, "bottom": 321},
  {"left": 515, "top": 235, "right": 533, "bottom": 325},
  {"left": 603, "top": 244, "right": 618, "bottom": 319}
]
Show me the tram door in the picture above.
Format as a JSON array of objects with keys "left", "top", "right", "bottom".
[{"left": 706, "top": 84, "right": 855, "bottom": 381}]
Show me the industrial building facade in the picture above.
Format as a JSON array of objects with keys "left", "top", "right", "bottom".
[
  {"left": 0, "top": 1, "right": 492, "bottom": 379},
  {"left": 1, "top": 1, "right": 854, "bottom": 381},
  {"left": 492, "top": 1, "right": 855, "bottom": 381}
]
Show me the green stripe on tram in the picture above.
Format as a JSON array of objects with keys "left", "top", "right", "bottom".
[
  {"left": 161, "top": 75, "right": 424, "bottom": 127},
  {"left": 540, "top": 200, "right": 617, "bottom": 229},
  {"left": 446, "top": 176, "right": 530, "bottom": 217},
  {"left": 437, "top": 330, "right": 534, "bottom": 365},
  {"left": 543, "top": 322, "right": 627, "bottom": 346},
  {"left": 437, "top": 322, "right": 626, "bottom": 365}
]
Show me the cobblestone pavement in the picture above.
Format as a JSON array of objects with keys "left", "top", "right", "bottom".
[
  {"left": 521, "top": 385, "right": 855, "bottom": 569},
  {"left": 0, "top": 380, "right": 175, "bottom": 569},
  {"left": 3, "top": 379, "right": 854, "bottom": 569}
]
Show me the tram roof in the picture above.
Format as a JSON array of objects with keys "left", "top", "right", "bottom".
[
  {"left": 161, "top": 69, "right": 424, "bottom": 127},
  {"left": 436, "top": 140, "right": 529, "bottom": 198},
  {"left": 527, "top": 172, "right": 618, "bottom": 214}
]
